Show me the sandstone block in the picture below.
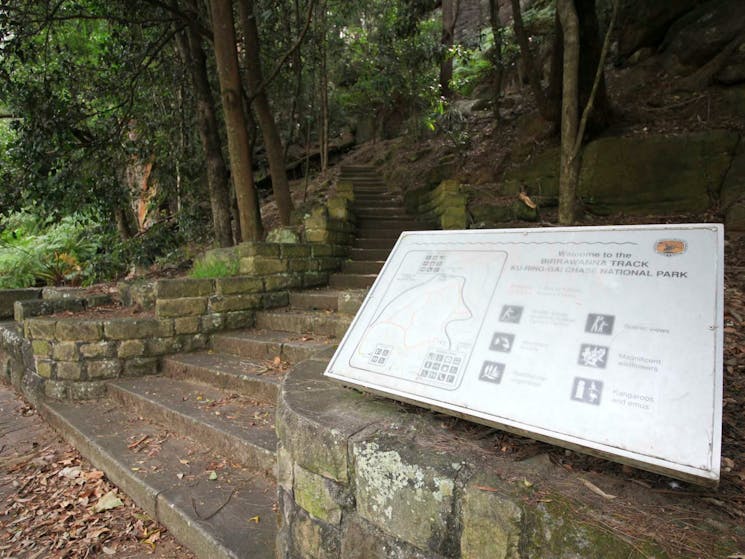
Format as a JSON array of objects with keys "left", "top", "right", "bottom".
[
  {"left": 156, "top": 278, "right": 214, "bottom": 299},
  {"left": 239, "top": 256, "right": 289, "bottom": 275},
  {"left": 80, "top": 341, "right": 117, "bottom": 359},
  {"left": 53, "top": 341, "right": 81, "bottom": 360},
  {"left": 461, "top": 480, "right": 522, "bottom": 559},
  {"left": 293, "top": 464, "right": 345, "bottom": 525},
  {"left": 215, "top": 276, "right": 264, "bottom": 296},
  {"left": 56, "top": 320, "right": 102, "bottom": 342},
  {"left": 57, "top": 361, "right": 83, "bottom": 380},
  {"left": 209, "top": 294, "right": 262, "bottom": 313},
  {"left": 173, "top": 316, "right": 200, "bottom": 335},
  {"left": 31, "top": 340, "right": 51, "bottom": 357},
  {"left": 118, "top": 339, "right": 146, "bottom": 359},
  {"left": 24, "top": 319, "right": 57, "bottom": 340},
  {"left": 123, "top": 357, "right": 159, "bottom": 377},
  {"left": 103, "top": 317, "right": 171, "bottom": 339},
  {"left": 87, "top": 359, "right": 122, "bottom": 379},
  {"left": 155, "top": 297, "right": 207, "bottom": 318}
]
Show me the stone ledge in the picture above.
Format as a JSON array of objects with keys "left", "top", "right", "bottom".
[{"left": 276, "top": 359, "right": 733, "bottom": 558}]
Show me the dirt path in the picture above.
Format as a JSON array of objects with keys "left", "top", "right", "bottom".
[{"left": 0, "top": 385, "right": 196, "bottom": 559}]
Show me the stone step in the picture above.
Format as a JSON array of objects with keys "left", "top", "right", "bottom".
[
  {"left": 353, "top": 188, "right": 389, "bottom": 195},
  {"left": 41, "top": 399, "right": 277, "bottom": 559},
  {"left": 212, "top": 328, "right": 335, "bottom": 363},
  {"left": 352, "top": 197, "right": 401, "bottom": 205},
  {"left": 357, "top": 217, "right": 424, "bottom": 226},
  {"left": 255, "top": 308, "right": 352, "bottom": 338},
  {"left": 162, "top": 351, "right": 281, "bottom": 402},
  {"left": 342, "top": 260, "right": 385, "bottom": 274},
  {"left": 340, "top": 165, "right": 377, "bottom": 173},
  {"left": 349, "top": 247, "right": 393, "bottom": 260},
  {"left": 353, "top": 237, "right": 398, "bottom": 249},
  {"left": 108, "top": 377, "right": 277, "bottom": 476},
  {"left": 343, "top": 178, "right": 382, "bottom": 184},
  {"left": 329, "top": 273, "right": 378, "bottom": 289},
  {"left": 354, "top": 210, "right": 411, "bottom": 219},
  {"left": 351, "top": 203, "right": 403, "bottom": 211},
  {"left": 289, "top": 288, "right": 339, "bottom": 311},
  {"left": 355, "top": 228, "right": 404, "bottom": 239}
]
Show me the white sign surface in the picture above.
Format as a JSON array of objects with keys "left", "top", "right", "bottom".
[{"left": 324, "top": 225, "right": 724, "bottom": 485}]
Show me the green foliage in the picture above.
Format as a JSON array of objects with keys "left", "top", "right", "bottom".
[
  {"left": 191, "top": 258, "right": 239, "bottom": 279},
  {"left": 334, "top": 2, "right": 440, "bottom": 131},
  {"left": 0, "top": 210, "right": 104, "bottom": 288}
]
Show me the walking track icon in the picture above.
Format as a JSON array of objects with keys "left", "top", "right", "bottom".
[
  {"left": 499, "top": 305, "right": 523, "bottom": 324},
  {"left": 585, "top": 313, "right": 615, "bottom": 335}
]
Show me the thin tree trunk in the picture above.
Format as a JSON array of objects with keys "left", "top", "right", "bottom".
[
  {"left": 114, "top": 205, "right": 137, "bottom": 241},
  {"left": 210, "top": 0, "right": 263, "bottom": 241},
  {"left": 511, "top": 0, "right": 553, "bottom": 121},
  {"left": 440, "top": 0, "right": 460, "bottom": 99},
  {"left": 318, "top": 0, "right": 329, "bottom": 171},
  {"left": 284, "top": 0, "right": 303, "bottom": 161},
  {"left": 175, "top": 24, "right": 234, "bottom": 247},
  {"left": 576, "top": 0, "right": 612, "bottom": 132},
  {"left": 488, "top": 0, "right": 503, "bottom": 120},
  {"left": 557, "top": 0, "right": 617, "bottom": 224},
  {"left": 557, "top": 0, "right": 581, "bottom": 225},
  {"left": 238, "top": 0, "right": 294, "bottom": 225}
]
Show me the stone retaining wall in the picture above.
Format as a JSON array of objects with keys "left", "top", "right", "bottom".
[
  {"left": 405, "top": 180, "right": 468, "bottom": 230},
  {"left": 275, "top": 358, "right": 729, "bottom": 559},
  {"left": 8, "top": 239, "right": 348, "bottom": 400},
  {"left": 0, "top": 288, "right": 42, "bottom": 319}
]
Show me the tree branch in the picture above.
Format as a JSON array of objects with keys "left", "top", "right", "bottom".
[{"left": 247, "top": 0, "right": 315, "bottom": 104}]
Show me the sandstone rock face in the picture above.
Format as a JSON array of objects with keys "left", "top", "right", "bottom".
[{"left": 499, "top": 130, "right": 741, "bottom": 218}]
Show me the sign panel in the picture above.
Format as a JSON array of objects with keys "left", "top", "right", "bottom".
[{"left": 324, "top": 225, "right": 724, "bottom": 485}]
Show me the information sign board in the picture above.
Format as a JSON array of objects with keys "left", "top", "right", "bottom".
[{"left": 324, "top": 225, "right": 724, "bottom": 485}]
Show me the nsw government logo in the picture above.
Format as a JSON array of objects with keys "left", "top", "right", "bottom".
[{"left": 654, "top": 239, "right": 687, "bottom": 257}]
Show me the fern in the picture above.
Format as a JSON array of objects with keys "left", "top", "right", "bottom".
[{"left": 0, "top": 210, "right": 105, "bottom": 288}]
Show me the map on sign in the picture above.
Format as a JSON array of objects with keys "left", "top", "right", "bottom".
[{"left": 324, "top": 225, "right": 724, "bottom": 485}]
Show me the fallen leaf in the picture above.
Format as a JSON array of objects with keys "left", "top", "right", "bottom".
[
  {"left": 522, "top": 479, "right": 534, "bottom": 488},
  {"left": 93, "top": 490, "right": 124, "bottom": 512},
  {"left": 176, "top": 473, "right": 184, "bottom": 480},
  {"left": 272, "top": 356, "right": 282, "bottom": 367},
  {"left": 474, "top": 485, "right": 499, "bottom": 493},
  {"left": 580, "top": 479, "right": 616, "bottom": 500},
  {"left": 208, "top": 471, "right": 218, "bottom": 481},
  {"left": 518, "top": 191, "right": 537, "bottom": 209},
  {"left": 248, "top": 515, "right": 260, "bottom": 523},
  {"left": 144, "top": 530, "right": 161, "bottom": 546},
  {"left": 84, "top": 470, "right": 105, "bottom": 481},
  {"left": 58, "top": 466, "right": 81, "bottom": 480},
  {"left": 102, "top": 546, "right": 117, "bottom": 555}
]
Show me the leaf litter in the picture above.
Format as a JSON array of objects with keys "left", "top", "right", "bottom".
[{"left": 0, "top": 387, "right": 194, "bottom": 559}]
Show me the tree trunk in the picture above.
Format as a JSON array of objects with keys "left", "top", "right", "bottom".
[
  {"left": 488, "top": 0, "right": 503, "bottom": 119},
  {"left": 546, "top": 11, "right": 564, "bottom": 125},
  {"left": 175, "top": 24, "right": 234, "bottom": 248},
  {"left": 113, "top": 205, "right": 137, "bottom": 242},
  {"left": 557, "top": 0, "right": 617, "bottom": 224},
  {"left": 317, "top": 0, "right": 329, "bottom": 171},
  {"left": 557, "top": 0, "right": 581, "bottom": 225},
  {"left": 237, "top": 0, "right": 294, "bottom": 226},
  {"left": 209, "top": 0, "right": 263, "bottom": 241},
  {"left": 510, "top": 0, "right": 553, "bottom": 121},
  {"left": 576, "top": 0, "right": 612, "bottom": 132},
  {"left": 439, "top": 0, "right": 459, "bottom": 99}
]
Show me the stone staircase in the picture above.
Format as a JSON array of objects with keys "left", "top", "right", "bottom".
[{"left": 39, "top": 165, "right": 427, "bottom": 559}]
